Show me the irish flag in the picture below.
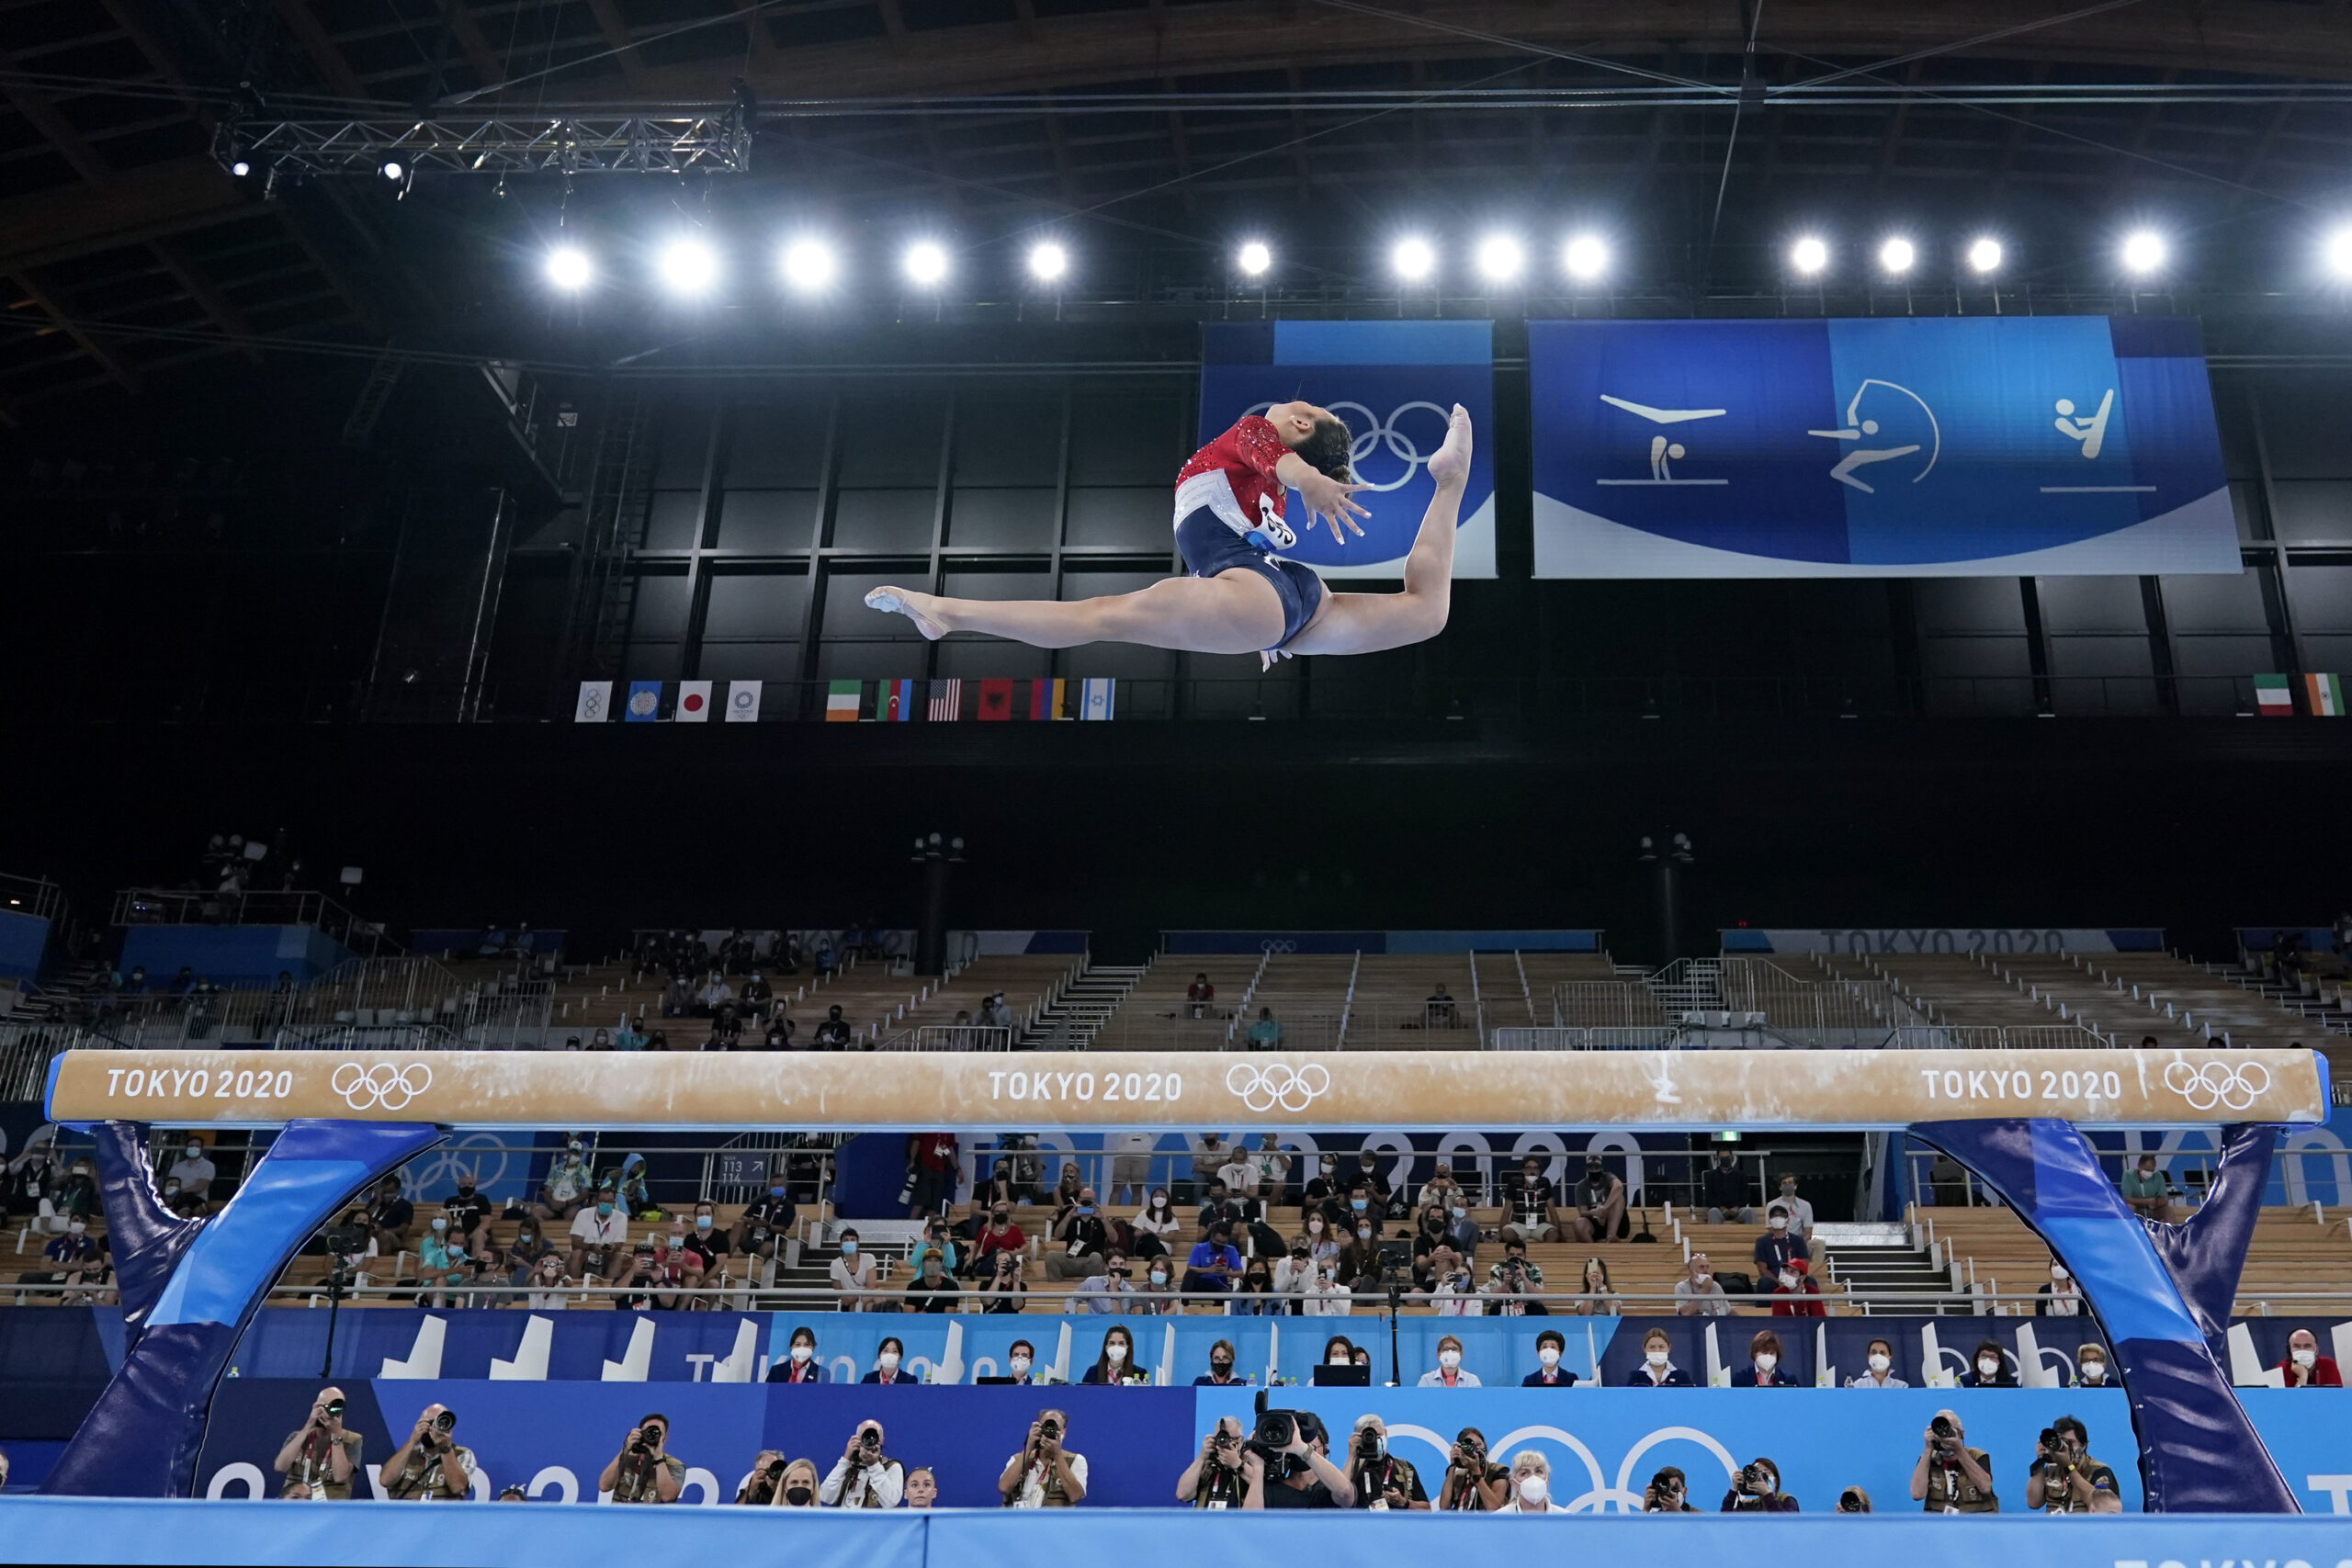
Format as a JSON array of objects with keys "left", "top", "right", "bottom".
[
  {"left": 2308, "top": 673, "right": 2345, "bottom": 717},
  {"left": 826, "top": 680, "right": 862, "bottom": 722},
  {"left": 2254, "top": 674, "right": 2294, "bottom": 716}
]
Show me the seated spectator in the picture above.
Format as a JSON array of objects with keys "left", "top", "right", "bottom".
[
  {"left": 1240, "top": 1413, "right": 1353, "bottom": 1509},
  {"left": 1910, "top": 1411, "right": 1996, "bottom": 1513},
  {"left": 830, "top": 1229, "right": 879, "bottom": 1310},
  {"left": 1072, "top": 1252, "right": 1136, "bottom": 1314},
  {"left": 2027, "top": 1415, "right": 2120, "bottom": 1514},
  {"left": 2070, "top": 1345, "right": 2111, "bottom": 1388},
  {"left": 1439, "top": 1195, "right": 1480, "bottom": 1261},
  {"left": 1000, "top": 1410, "right": 1088, "bottom": 1508},
  {"left": 1418, "top": 1333, "right": 1480, "bottom": 1387},
  {"left": 903, "top": 1253, "right": 961, "bottom": 1314},
  {"left": 812, "top": 1005, "right": 853, "bottom": 1050},
  {"left": 28, "top": 1217, "right": 99, "bottom": 1294},
  {"left": 863, "top": 1337, "right": 918, "bottom": 1384},
  {"left": 680, "top": 1203, "right": 724, "bottom": 1290},
  {"left": 1480, "top": 1238, "right": 1547, "bottom": 1316},
  {"left": 167, "top": 1136, "right": 217, "bottom": 1203},
  {"left": 442, "top": 1168, "right": 492, "bottom": 1256},
  {"left": 1958, "top": 1339, "right": 2016, "bottom": 1387},
  {"left": 1220, "top": 1258, "right": 1274, "bottom": 1314},
  {"left": 1046, "top": 1188, "right": 1110, "bottom": 1280},
  {"left": 504, "top": 1219, "right": 553, "bottom": 1284},
  {"left": 1272, "top": 1235, "right": 1316, "bottom": 1297},
  {"left": 1767, "top": 1174, "right": 1815, "bottom": 1242},
  {"left": 1731, "top": 1328, "right": 1798, "bottom": 1387},
  {"left": 1300, "top": 1260, "right": 1351, "bottom": 1315},
  {"left": 971, "top": 1201, "right": 1026, "bottom": 1275},
  {"left": 1573, "top": 1256, "right": 1622, "bottom": 1316},
  {"left": 820, "top": 1419, "right": 901, "bottom": 1506},
  {"left": 1136, "top": 1256, "right": 1182, "bottom": 1314},
  {"left": 2120, "top": 1153, "right": 2172, "bottom": 1223},
  {"left": 1502, "top": 1156, "right": 1561, "bottom": 1244},
  {"left": 978, "top": 991, "right": 1014, "bottom": 1032},
  {"left": 1245, "top": 1008, "right": 1283, "bottom": 1050},
  {"left": 731, "top": 1183, "right": 795, "bottom": 1285},
  {"left": 1523, "top": 1328, "right": 1574, "bottom": 1386},
  {"left": 1196, "top": 1179, "right": 1246, "bottom": 1238},
  {"left": 1187, "top": 1134, "right": 1227, "bottom": 1203},
  {"left": 1675, "top": 1252, "right": 1732, "bottom": 1316},
  {"left": 2035, "top": 1261, "right": 2083, "bottom": 1316},
  {"left": 1049, "top": 1160, "right": 1085, "bottom": 1212},
  {"left": 1770, "top": 1258, "right": 1825, "bottom": 1318},
  {"left": 1334, "top": 1220, "right": 1383, "bottom": 1292},
  {"left": 1434, "top": 1427, "right": 1506, "bottom": 1510},
  {"left": 762, "top": 1014, "right": 796, "bottom": 1050},
  {"left": 1217, "top": 1151, "right": 1259, "bottom": 1200},
  {"left": 1343, "top": 1414, "right": 1429, "bottom": 1510},
  {"left": 2279, "top": 1326, "right": 2343, "bottom": 1386},
  {"left": 1567, "top": 1156, "right": 1624, "bottom": 1244},
  {"left": 1176, "top": 1416, "right": 1251, "bottom": 1507},
  {"left": 1250, "top": 1134, "right": 1290, "bottom": 1202},
  {"left": 704, "top": 1004, "right": 743, "bottom": 1049},
  {"left": 1128, "top": 1189, "right": 1181, "bottom": 1262},
  {"left": 522, "top": 1254, "right": 578, "bottom": 1309},
  {"left": 1752, "top": 1209, "right": 1810, "bottom": 1281},
  {"left": 1082, "top": 1325, "right": 1146, "bottom": 1385},
  {"left": 1185, "top": 973, "right": 1216, "bottom": 1021},
  {"left": 368, "top": 1176, "right": 415, "bottom": 1257},
  {"left": 913, "top": 1218, "right": 957, "bottom": 1276},
  {"left": 1426, "top": 1247, "right": 1479, "bottom": 1315},
  {"left": 1420, "top": 1160, "right": 1465, "bottom": 1213},
  {"left": 974, "top": 1248, "right": 1028, "bottom": 1313},
  {"left": 741, "top": 972, "right": 773, "bottom": 1020},
  {"left": 1722, "top": 1456, "right": 1799, "bottom": 1513},
  {"left": 1497, "top": 1450, "right": 1561, "bottom": 1514},
  {"left": 695, "top": 972, "right": 734, "bottom": 1015},
  {"left": 1702, "top": 1149, "right": 1755, "bottom": 1225},
  {"left": 1194, "top": 1340, "right": 1248, "bottom": 1385},
  {"left": 767, "top": 1325, "right": 827, "bottom": 1382},
  {"left": 1848, "top": 1337, "right": 1907, "bottom": 1388},
  {"left": 417, "top": 1212, "right": 471, "bottom": 1306},
  {"left": 1409, "top": 1206, "right": 1452, "bottom": 1287},
  {"left": 1423, "top": 983, "right": 1456, "bottom": 1028},
  {"left": 1627, "top": 1325, "right": 1693, "bottom": 1386},
  {"left": 1182, "top": 1220, "right": 1243, "bottom": 1296},
  {"left": 661, "top": 975, "right": 694, "bottom": 1019}
]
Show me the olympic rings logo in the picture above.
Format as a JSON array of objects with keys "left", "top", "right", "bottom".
[
  {"left": 332, "top": 1060, "right": 435, "bottom": 1111},
  {"left": 1245, "top": 400, "right": 1458, "bottom": 494},
  {"left": 1226, "top": 1061, "right": 1331, "bottom": 1114},
  {"left": 2163, "top": 1058, "right": 2269, "bottom": 1112}
]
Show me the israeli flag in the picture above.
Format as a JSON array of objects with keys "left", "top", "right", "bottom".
[{"left": 1080, "top": 678, "right": 1115, "bottom": 722}]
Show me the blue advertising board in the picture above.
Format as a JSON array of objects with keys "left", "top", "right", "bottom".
[
  {"left": 1530, "top": 316, "right": 2236, "bottom": 578},
  {"left": 1198, "top": 321, "right": 1497, "bottom": 578}
]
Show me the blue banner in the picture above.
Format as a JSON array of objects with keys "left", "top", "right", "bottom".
[
  {"left": 1198, "top": 321, "right": 1497, "bottom": 578},
  {"left": 1530, "top": 316, "right": 2236, "bottom": 578}
]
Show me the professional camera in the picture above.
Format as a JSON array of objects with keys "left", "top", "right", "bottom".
[
  {"left": 1454, "top": 1433, "right": 1487, "bottom": 1466},
  {"left": 1250, "top": 1410, "right": 1298, "bottom": 1454},
  {"left": 1838, "top": 1487, "right": 1870, "bottom": 1514},
  {"left": 860, "top": 1428, "right": 881, "bottom": 1452},
  {"left": 629, "top": 1425, "right": 658, "bottom": 1455},
  {"left": 765, "top": 1458, "right": 788, "bottom": 1482},
  {"left": 1037, "top": 1417, "right": 1061, "bottom": 1444},
  {"left": 1644, "top": 1468, "right": 1685, "bottom": 1509},
  {"left": 1930, "top": 1415, "right": 1957, "bottom": 1442},
  {"left": 319, "top": 1397, "right": 346, "bottom": 1424},
  {"left": 432, "top": 1410, "right": 456, "bottom": 1435},
  {"left": 1353, "top": 1427, "right": 1385, "bottom": 1462}
]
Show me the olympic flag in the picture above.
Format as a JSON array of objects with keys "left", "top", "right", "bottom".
[
  {"left": 1530, "top": 316, "right": 2236, "bottom": 577},
  {"left": 1198, "top": 321, "right": 1497, "bottom": 578}
]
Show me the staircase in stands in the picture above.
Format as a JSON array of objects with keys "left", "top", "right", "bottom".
[{"left": 1019, "top": 961, "right": 1148, "bottom": 1049}]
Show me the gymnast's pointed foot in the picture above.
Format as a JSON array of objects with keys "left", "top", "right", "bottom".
[
  {"left": 865, "top": 586, "right": 949, "bottom": 640},
  {"left": 1428, "top": 403, "right": 1473, "bottom": 488}
]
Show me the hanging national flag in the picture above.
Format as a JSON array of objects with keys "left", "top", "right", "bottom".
[
  {"left": 977, "top": 678, "right": 1015, "bottom": 721},
  {"left": 625, "top": 680, "right": 662, "bottom": 722},
  {"left": 1029, "top": 678, "right": 1067, "bottom": 721},
  {"left": 574, "top": 681, "right": 613, "bottom": 723},
  {"left": 1080, "top": 677, "right": 1116, "bottom": 721},
  {"left": 2305, "top": 672, "right": 2344, "bottom": 716},
  {"left": 2254, "top": 673, "right": 2294, "bottom": 716},
  {"left": 928, "top": 679, "right": 962, "bottom": 721},
  {"left": 676, "top": 680, "right": 713, "bottom": 722},
  {"left": 725, "top": 681, "right": 762, "bottom": 722},
  {"left": 883, "top": 679, "right": 918, "bottom": 721},
  {"left": 826, "top": 680, "right": 863, "bottom": 722}
]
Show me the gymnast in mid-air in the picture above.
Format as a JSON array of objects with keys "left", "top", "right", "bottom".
[{"left": 867, "top": 401, "right": 1471, "bottom": 667}]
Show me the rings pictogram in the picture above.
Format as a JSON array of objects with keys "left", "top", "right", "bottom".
[
  {"left": 2163, "top": 1058, "right": 2270, "bottom": 1112},
  {"left": 1226, "top": 1061, "right": 1330, "bottom": 1113},
  {"left": 332, "top": 1060, "right": 434, "bottom": 1111}
]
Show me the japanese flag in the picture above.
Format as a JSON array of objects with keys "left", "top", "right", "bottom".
[{"left": 677, "top": 680, "right": 713, "bottom": 722}]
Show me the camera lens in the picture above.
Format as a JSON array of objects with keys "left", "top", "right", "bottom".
[
  {"left": 324, "top": 1399, "right": 345, "bottom": 1418},
  {"left": 433, "top": 1411, "right": 455, "bottom": 1432}
]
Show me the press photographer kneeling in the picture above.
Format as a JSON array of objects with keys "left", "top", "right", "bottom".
[
  {"left": 379, "top": 1404, "right": 475, "bottom": 1502},
  {"left": 601, "top": 1413, "right": 685, "bottom": 1504},
  {"left": 1344, "top": 1415, "right": 1430, "bottom": 1510},
  {"left": 1239, "top": 1407, "right": 1355, "bottom": 1509},
  {"left": 2027, "top": 1416, "right": 2120, "bottom": 1514},
  {"left": 1910, "top": 1410, "right": 1998, "bottom": 1514},
  {"left": 1721, "top": 1456, "right": 1797, "bottom": 1513},
  {"left": 1642, "top": 1467, "right": 1699, "bottom": 1513}
]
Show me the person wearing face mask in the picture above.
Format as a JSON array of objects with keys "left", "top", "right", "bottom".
[
  {"left": 1523, "top": 1328, "right": 1575, "bottom": 1386},
  {"left": 1770, "top": 1257, "right": 1826, "bottom": 1318},
  {"left": 504, "top": 1215, "right": 553, "bottom": 1286},
  {"left": 35, "top": 1215, "right": 99, "bottom": 1292},
  {"left": 1567, "top": 1156, "right": 1625, "bottom": 1244},
  {"left": 367, "top": 1176, "right": 415, "bottom": 1258},
  {"left": 821, "top": 1419, "right": 903, "bottom": 1507},
  {"left": 1731, "top": 1329, "right": 1799, "bottom": 1387},
  {"left": 1959, "top": 1338, "right": 2017, "bottom": 1388},
  {"left": 1418, "top": 1332, "right": 1482, "bottom": 1387},
  {"left": 1767, "top": 1174, "right": 1814, "bottom": 1241},
  {"left": 1675, "top": 1251, "right": 1732, "bottom": 1316},
  {"left": 1355, "top": 1154, "right": 1396, "bottom": 1216},
  {"left": 1046, "top": 1188, "right": 1111, "bottom": 1281},
  {"left": 2069, "top": 1346, "right": 2111, "bottom": 1389},
  {"left": 1496, "top": 1450, "right": 1563, "bottom": 1514},
  {"left": 1301, "top": 1259, "right": 1352, "bottom": 1315},
  {"left": 1344, "top": 1414, "right": 1430, "bottom": 1509},
  {"left": 1228, "top": 1259, "right": 1282, "bottom": 1316},
  {"left": 1300, "top": 1154, "right": 1346, "bottom": 1221},
  {"left": 536, "top": 1141, "right": 591, "bottom": 1224},
  {"left": 1133, "top": 1255, "right": 1182, "bottom": 1314},
  {"left": 902, "top": 1250, "right": 963, "bottom": 1314},
  {"left": 1303, "top": 1210, "right": 1340, "bottom": 1265},
  {"left": 1081, "top": 1325, "right": 1146, "bottom": 1385},
  {"left": 567, "top": 1183, "right": 627, "bottom": 1284},
  {"left": 1273, "top": 1233, "right": 1317, "bottom": 1298},
  {"left": 678, "top": 1202, "right": 723, "bottom": 1298},
  {"left": 973, "top": 1201, "right": 1028, "bottom": 1273},
  {"left": 732, "top": 1181, "right": 797, "bottom": 1283},
  {"left": 1001, "top": 1339, "right": 1037, "bottom": 1383},
  {"left": 862, "top": 1336, "right": 919, "bottom": 1384},
  {"left": 1481, "top": 1237, "right": 1547, "bottom": 1315},
  {"left": 1752, "top": 1205, "right": 1811, "bottom": 1284},
  {"left": 1625, "top": 1326, "right": 1692, "bottom": 1386},
  {"left": 1503, "top": 1156, "right": 1564, "bottom": 1244},
  {"left": 1846, "top": 1337, "right": 1909, "bottom": 1388},
  {"left": 1573, "top": 1255, "right": 1623, "bottom": 1317},
  {"left": 737, "top": 1452, "right": 816, "bottom": 1506},
  {"left": 767, "top": 1325, "right": 829, "bottom": 1382},
  {"left": 418, "top": 1207, "right": 471, "bottom": 1307},
  {"left": 166, "top": 1135, "right": 216, "bottom": 1202},
  {"left": 439, "top": 1165, "right": 492, "bottom": 1257},
  {"left": 1702, "top": 1150, "right": 1756, "bottom": 1225},
  {"left": 1721, "top": 1456, "right": 1798, "bottom": 1513},
  {"left": 1193, "top": 1339, "right": 1250, "bottom": 1384},
  {"left": 524, "top": 1253, "right": 578, "bottom": 1310},
  {"left": 1129, "top": 1189, "right": 1180, "bottom": 1263},
  {"left": 1182, "top": 1219, "right": 1244, "bottom": 1297},
  {"left": 830, "top": 1227, "right": 879, "bottom": 1310},
  {"left": 1427, "top": 1246, "right": 1479, "bottom": 1316},
  {"left": 1420, "top": 1159, "right": 1465, "bottom": 1214},
  {"left": 2277, "top": 1326, "right": 2343, "bottom": 1386},
  {"left": 2034, "top": 1261, "right": 2084, "bottom": 1316}
]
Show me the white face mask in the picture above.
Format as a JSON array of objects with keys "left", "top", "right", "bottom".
[
  {"left": 1645, "top": 1348, "right": 1668, "bottom": 1368},
  {"left": 1769, "top": 1216, "right": 1788, "bottom": 1231},
  {"left": 1010, "top": 1356, "right": 1032, "bottom": 1374},
  {"left": 1537, "top": 1347, "right": 1561, "bottom": 1368},
  {"left": 2051, "top": 1264, "right": 2070, "bottom": 1282},
  {"left": 1105, "top": 1345, "right": 1126, "bottom": 1364},
  {"left": 790, "top": 1344, "right": 812, "bottom": 1363},
  {"left": 1978, "top": 1357, "right": 2000, "bottom": 1376},
  {"left": 2078, "top": 1359, "right": 2107, "bottom": 1383},
  {"left": 1517, "top": 1475, "right": 1549, "bottom": 1505},
  {"left": 1329, "top": 1356, "right": 1350, "bottom": 1367},
  {"left": 877, "top": 1352, "right": 900, "bottom": 1370},
  {"left": 1778, "top": 1272, "right": 1798, "bottom": 1290},
  {"left": 1754, "top": 1353, "right": 1777, "bottom": 1374},
  {"left": 2293, "top": 1348, "right": 2317, "bottom": 1368},
  {"left": 1439, "top": 1349, "right": 1461, "bottom": 1371},
  {"left": 1868, "top": 1353, "right": 1891, "bottom": 1373}
]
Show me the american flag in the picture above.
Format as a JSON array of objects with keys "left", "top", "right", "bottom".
[{"left": 927, "top": 678, "right": 961, "bottom": 721}]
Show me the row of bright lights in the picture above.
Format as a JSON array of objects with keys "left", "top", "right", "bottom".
[{"left": 544, "top": 227, "right": 2352, "bottom": 295}]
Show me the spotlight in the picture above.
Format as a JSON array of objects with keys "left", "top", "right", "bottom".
[
  {"left": 2324, "top": 226, "right": 2352, "bottom": 282},
  {"left": 379, "top": 159, "right": 404, "bottom": 182},
  {"left": 1790, "top": 235, "right": 1829, "bottom": 276},
  {"left": 656, "top": 237, "right": 718, "bottom": 297},
  {"left": 1562, "top": 233, "right": 1609, "bottom": 282},
  {"left": 1027, "top": 241, "right": 1069, "bottom": 283},
  {"left": 1878, "top": 236, "right": 1916, "bottom": 276},
  {"left": 780, "top": 238, "right": 836, "bottom": 292},
  {"left": 1966, "top": 236, "right": 2004, "bottom": 275},
  {"left": 1392, "top": 236, "right": 1435, "bottom": 282},
  {"left": 545, "top": 246, "right": 593, "bottom": 292},
  {"left": 230, "top": 158, "right": 252, "bottom": 178},
  {"left": 2120, "top": 230, "right": 2167, "bottom": 276},
  {"left": 1474, "top": 233, "right": 1525, "bottom": 284},
  {"left": 903, "top": 240, "right": 949, "bottom": 287},
  {"left": 1236, "top": 240, "right": 1272, "bottom": 276}
]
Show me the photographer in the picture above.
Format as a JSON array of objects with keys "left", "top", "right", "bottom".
[
  {"left": 1344, "top": 1415, "right": 1429, "bottom": 1510},
  {"left": 998, "top": 1409, "right": 1088, "bottom": 1508},
  {"left": 1720, "top": 1456, "right": 1798, "bottom": 1513},
  {"left": 738, "top": 1454, "right": 820, "bottom": 1507},
  {"left": 1641, "top": 1466, "right": 1699, "bottom": 1513},
  {"left": 1435, "top": 1426, "right": 1509, "bottom": 1511},
  {"left": 379, "top": 1404, "right": 475, "bottom": 1501},
  {"left": 1177, "top": 1416, "right": 1250, "bottom": 1508},
  {"left": 1837, "top": 1486, "right": 1872, "bottom": 1513},
  {"left": 1240, "top": 1410, "right": 1355, "bottom": 1509},
  {"left": 1482, "top": 1237, "right": 1548, "bottom": 1316},
  {"left": 820, "top": 1419, "right": 904, "bottom": 1507},
  {"left": 2026, "top": 1416, "right": 2120, "bottom": 1514},
  {"left": 274, "top": 1386, "right": 361, "bottom": 1499},
  {"left": 600, "top": 1413, "right": 685, "bottom": 1504},
  {"left": 1909, "top": 1410, "right": 1998, "bottom": 1514}
]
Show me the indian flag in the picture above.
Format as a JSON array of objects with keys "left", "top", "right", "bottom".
[
  {"left": 826, "top": 680, "right": 863, "bottom": 722},
  {"left": 2254, "top": 674, "right": 2294, "bottom": 716},
  {"left": 2305, "top": 673, "right": 2344, "bottom": 716}
]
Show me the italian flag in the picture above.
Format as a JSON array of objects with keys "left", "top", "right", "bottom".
[
  {"left": 2308, "top": 673, "right": 2345, "bottom": 717},
  {"left": 826, "top": 680, "right": 862, "bottom": 721},
  {"left": 2254, "top": 674, "right": 2293, "bottom": 716}
]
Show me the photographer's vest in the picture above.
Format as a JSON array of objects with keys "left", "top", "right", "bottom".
[
  {"left": 1193, "top": 1462, "right": 1247, "bottom": 1509},
  {"left": 1923, "top": 1450, "right": 1999, "bottom": 1514},
  {"left": 280, "top": 1429, "right": 359, "bottom": 1500},
  {"left": 386, "top": 1443, "right": 472, "bottom": 1501},
  {"left": 613, "top": 1454, "right": 685, "bottom": 1504}
]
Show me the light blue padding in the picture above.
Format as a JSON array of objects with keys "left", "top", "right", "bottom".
[
  {"left": 2027, "top": 1122, "right": 2202, "bottom": 1347},
  {"left": 148, "top": 1158, "right": 370, "bottom": 1328},
  {"left": 1274, "top": 319, "right": 1492, "bottom": 366}
]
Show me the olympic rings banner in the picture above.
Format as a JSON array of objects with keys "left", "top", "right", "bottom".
[
  {"left": 1529, "top": 316, "right": 2238, "bottom": 578},
  {"left": 44, "top": 1047, "right": 2327, "bottom": 1130},
  {"left": 1198, "top": 321, "right": 1497, "bottom": 579}
]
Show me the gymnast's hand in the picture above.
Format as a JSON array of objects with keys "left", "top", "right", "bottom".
[{"left": 1296, "top": 470, "right": 1369, "bottom": 546}]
